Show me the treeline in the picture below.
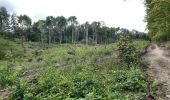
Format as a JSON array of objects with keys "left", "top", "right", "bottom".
[
  {"left": 145, "top": 0, "right": 170, "bottom": 41},
  {"left": 0, "top": 6, "right": 148, "bottom": 45}
]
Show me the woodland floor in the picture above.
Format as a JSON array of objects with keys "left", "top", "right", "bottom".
[{"left": 142, "top": 43, "right": 170, "bottom": 99}]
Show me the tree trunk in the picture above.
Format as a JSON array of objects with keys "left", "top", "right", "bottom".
[
  {"left": 63, "top": 30, "right": 65, "bottom": 44},
  {"left": 96, "top": 32, "right": 98, "bottom": 44},
  {"left": 93, "top": 28, "right": 95, "bottom": 41},
  {"left": 60, "top": 30, "right": 62, "bottom": 44},
  {"left": 65, "top": 27, "right": 67, "bottom": 44},
  {"left": 40, "top": 34, "right": 43, "bottom": 47},
  {"left": 77, "top": 29, "right": 79, "bottom": 43},
  {"left": 72, "top": 28, "right": 74, "bottom": 44},
  {"left": 21, "top": 35, "right": 24, "bottom": 48},
  {"left": 74, "top": 30, "right": 76, "bottom": 43},
  {"left": 48, "top": 29, "right": 51, "bottom": 45},
  {"left": 86, "top": 28, "right": 88, "bottom": 45},
  {"left": 105, "top": 34, "right": 106, "bottom": 44}
]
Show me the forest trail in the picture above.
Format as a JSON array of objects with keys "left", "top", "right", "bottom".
[{"left": 142, "top": 43, "right": 170, "bottom": 98}]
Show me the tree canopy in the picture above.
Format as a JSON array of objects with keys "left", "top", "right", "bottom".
[
  {"left": 145, "top": 0, "right": 170, "bottom": 41},
  {"left": 0, "top": 6, "right": 148, "bottom": 45}
]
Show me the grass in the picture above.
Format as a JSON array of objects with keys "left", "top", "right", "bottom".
[
  {"left": 0, "top": 38, "right": 152, "bottom": 99},
  {"left": 133, "top": 40, "right": 149, "bottom": 51},
  {"left": 165, "top": 41, "right": 170, "bottom": 48}
]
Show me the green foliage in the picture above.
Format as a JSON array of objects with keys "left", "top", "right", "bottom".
[
  {"left": 1, "top": 6, "right": 148, "bottom": 44},
  {"left": 165, "top": 41, "right": 170, "bottom": 48},
  {"left": 0, "top": 7, "right": 9, "bottom": 34},
  {"left": 21, "top": 65, "right": 148, "bottom": 99},
  {"left": 5, "top": 51, "right": 14, "bottom": 63},
  {"left": 0, "top": 39, "right": 152, "bottom": 99},
  {"left": 7, "top": 42, "right": 149, "bottom": 99},
  {"left": 117, "top": 36, "right": 136, "bottom": 66},
  {"left": 0, "top": 37, "right": 36, "bottom": 62},
  {"left": 0, "top": 46, "right": 8, "bottom": 60},
  {"left": 145, "top": 0, "right": 170, "bottom": 41},
  {"left": 0, "top": 66, "right": 16, "bottom": 89},
  {"left": 113, "top": 67, "right": 147, "bottom": 92},
  {"left": 133, "top": 41, "right": 149, "bottom": 51},
  {"left": 11, "top": 81, "right": 24, "bottom": 100},
  {"left": 0, "top": 38, "right": 11, "bottom": 60}
]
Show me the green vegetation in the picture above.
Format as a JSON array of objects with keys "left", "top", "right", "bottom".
[
  {"left": 145, "top": 0, "right": 170, "bottom": 41},
  {"left": 2, "top": 2, "right": 166, "bottom": 99},
  {"left": 117, "top": 36, "right": 136, "bottom": 67},
  {"left": 0, "top": 65, "right": 16, "bottom": 89},
  {"left": 0, "top": 36, "right": 154, "bottom": 99},
  {"left": 0, "top": 6, "right": 148, "bottom": 47},
  {"left": 166, "top": 41, "right": 170, "bottom": 48}
]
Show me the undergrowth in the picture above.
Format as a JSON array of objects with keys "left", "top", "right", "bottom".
[{"left": 0, "top": 37, "right": 153, "bottom": 100}]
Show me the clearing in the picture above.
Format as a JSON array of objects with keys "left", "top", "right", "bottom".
[{"left": 0, "top": 39, "right": 151, "bottom": 99}]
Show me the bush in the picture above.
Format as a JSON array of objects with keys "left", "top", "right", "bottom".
[
  {"left": 113, "top": 67, "right": 147, "bottom": 92},
  {"left": 117, "top": 36, "right": 136, "bottom": 67},
  {"left": 122, "top": 67, "right": 147, "bottom": 92}
]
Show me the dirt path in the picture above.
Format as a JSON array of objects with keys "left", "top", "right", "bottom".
[{"left": 142, "top": 43, "right": 170, "bottom": 99}]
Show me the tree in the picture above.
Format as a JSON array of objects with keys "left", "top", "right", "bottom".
[
  {"left": 45, "top": 16, "right": 55, "bottom": 44},
  {"left": 109, "top": 27, "right": 116, "bottom": 43},
  {"left": 0, "top": 7, "right": 9, "bottom": 35},
  {"left": 18, "top": 15, "right": 32, "bottom": 47},
  {"left": 33, "top": 20, "right": 46, "bottom": 45},
  {"left": 68, "top": 16, "right": 78, "bottom": 44},
  {"left": 10, "top": 13, "right": 19, "bottom": 40},
  {"left": 99, "top": 21, "right": 106, "bottom": 44},
  {"left": 84, "top": 22, "right": 89, "bottom": 45},
  {"left": 0, "top": 6, "right": 148, "bottom": 44},
  {"left": 91, "top": 21, "right": 101, "bottom": 44},
  {"left": 56, "top": 16, "right": 67, "bottom": 44},
  {"left": 145, "top": 0, "right": 170, "bottom": 41}
]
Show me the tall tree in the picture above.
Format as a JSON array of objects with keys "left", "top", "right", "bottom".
[
  {"left": 68, "top": 16, "right": 78, "bottom": 44},
  {"left": 10, "top": 13, "right": 19, "bottom": 39},
  {"left": 100, "top": 21, "right": 106, "bottom": 44},
  {"left": 91, "top": 21, "right": 101, "bottom": 44},
  {"left": 84, "top": 22, "right": 89, "bottom": 45},
  {"left": 145, "top": 0, "right": 170, "bottom": 41},
  {"left": 56, "top": 16, "right": 67, "bottom": 44},
  {"left": 46, "top": 16, "right": 55, "bottom": 44},
  {"left": 0, "top": 7, "right": 9, "bottom": 34},
  {"left": 33, "top": 20, "right": 46, "bottom": 46},
  {"left": 18, "top": 15, "right": 32, "bottom": 47}
]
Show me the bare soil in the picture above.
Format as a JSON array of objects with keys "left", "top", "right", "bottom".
[
  {"left": 0, "top": 90, "right": 9, "bottom": 100},
  {"left": 142, "top": 43, "right": 170, "bottom": 99}
]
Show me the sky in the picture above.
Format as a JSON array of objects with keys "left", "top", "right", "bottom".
[{"left": 0, "top": 0, "right": 146, "bottom": 32}]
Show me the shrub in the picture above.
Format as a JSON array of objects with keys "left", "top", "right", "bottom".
[
  {"left": 117, "top": 36, "right": 136, "bottom": 67},
  {"left": 122, "top": 68, "right": 147, "bottom": 92},
  {"left": 113, "top": 67, "right": 147, "bottom": 92}
]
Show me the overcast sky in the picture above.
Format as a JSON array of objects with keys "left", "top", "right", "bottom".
[{"left": 0, "top": 0, "right": 146, "bottom": 32}]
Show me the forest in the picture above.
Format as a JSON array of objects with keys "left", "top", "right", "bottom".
[
  {"left": 0, "top": 6, "right": 148, "bottom": 46},
  {"left": 0, "top": 0, "right": 170, "bottom": 99}
]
